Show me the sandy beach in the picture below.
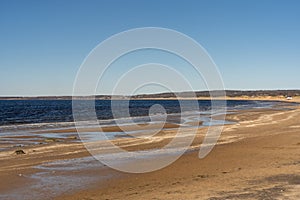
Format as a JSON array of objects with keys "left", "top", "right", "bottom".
[
  {"left": 2, "top": 0, "right": 300, "bottom": 199},
  {"left": 0, "top": 99, "right": 299, "bottom": 200}
]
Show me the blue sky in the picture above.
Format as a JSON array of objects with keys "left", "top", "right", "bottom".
[{"left": 0, "top": 0, "right": 299, "bottom": 96}]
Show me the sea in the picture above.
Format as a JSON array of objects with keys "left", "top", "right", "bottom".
[{"left": 0, "top": 99, "right": 275, "bottom": 127}]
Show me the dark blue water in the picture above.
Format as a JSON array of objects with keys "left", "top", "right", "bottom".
[{"left": 0, "top": 100, "right": 275, "bottom": 126}]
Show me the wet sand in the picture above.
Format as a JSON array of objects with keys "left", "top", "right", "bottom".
[
  {"left": 54, "top": 104, "right": 300, "bottom": 200},
  {"left": 0, "top": 100, "right": 299, "bottom": 199}
]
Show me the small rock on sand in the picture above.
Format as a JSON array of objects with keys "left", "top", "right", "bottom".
[{"left": 15, "top": 150, "right": 26, "bottom": 155}]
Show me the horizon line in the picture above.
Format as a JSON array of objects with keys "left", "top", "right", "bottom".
[{"left": 0, "top": 89, "right": 300, "bottom": 98}]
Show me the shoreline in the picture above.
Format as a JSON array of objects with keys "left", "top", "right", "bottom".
[
  {"left": 56, "top": 102, "right": 300, "bottom": 200},
  {"left": 0, "top": 99, "right": 299, "bottom": 199}
]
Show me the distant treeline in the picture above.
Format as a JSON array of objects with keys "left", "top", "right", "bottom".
[
  {"left": 132, "top": 90, "right": 300, "bottom": 99},
  {"left": 0, "top": 90, "right": 299, "bottom": 100}
]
